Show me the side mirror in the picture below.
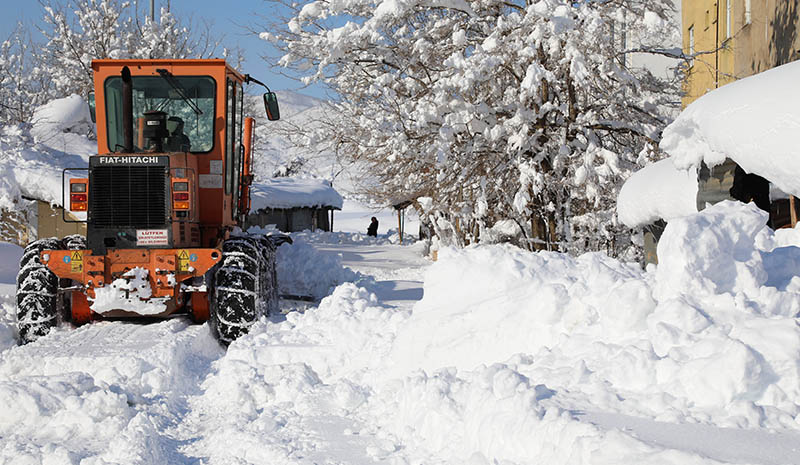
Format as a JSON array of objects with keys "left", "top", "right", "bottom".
[
  {"left": 87, "top": 91, "right": 96, "bottom": 123},
  {"left": 263, "top": 92, "right": 280, "bottom": 121}
]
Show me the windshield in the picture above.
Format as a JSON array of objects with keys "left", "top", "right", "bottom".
[{"left": 104, "top": 76, "right": 216, "bottom": 153}]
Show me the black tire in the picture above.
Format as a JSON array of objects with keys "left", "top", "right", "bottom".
[
  {"left": 210, "top": 236, "right": 279, "bottom": 345},
  {"left": 16, "top": 238, "right": 61, "bottom": 344},
  {"left": 62, "top": 234, "right": 87, "bottom": 251}
]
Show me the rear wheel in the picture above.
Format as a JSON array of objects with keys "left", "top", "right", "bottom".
[{"left": 16, "top": 238, "right": 61, "bottom": 344}]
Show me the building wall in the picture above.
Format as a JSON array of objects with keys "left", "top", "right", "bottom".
[
  {"left": 682, "top": 0, "right": 800, "bottom": 106},
  {"left": 35, "top": 201, "right": 86, "bottom": 243},
  {"left": 245, "top": 208, "right": 333, "bottom": 233},
  {"left": 0, "top": 208, "right": 33, "bottom": 246},
  {"left": 735, "top": 1, "right": 800, "bottom": 76}
]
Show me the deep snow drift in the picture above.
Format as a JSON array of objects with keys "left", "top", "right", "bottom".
[{"left": 2, "top": 201, "right": 799, "bottom": 464}]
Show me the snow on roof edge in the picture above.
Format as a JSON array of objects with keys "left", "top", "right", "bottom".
[
  {"left": 249, "top": 177, "right": 343, "bottom": 212},
  {"left": 619, "top": 60, "right": 800, "bottom": 228}
]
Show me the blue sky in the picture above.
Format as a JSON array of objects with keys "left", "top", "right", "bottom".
[{"left": 0, "top": 0, "right": 327, "bottom": 98}]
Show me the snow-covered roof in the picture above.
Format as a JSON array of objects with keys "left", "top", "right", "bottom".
[
  {"left": 249, "top": 177, "right": 343, "bottom": 211},
  {"left": 0, "top": 95, "right": 94, "bottom": 211},
  {"left": 616, "top": 158, "right": 698, "bottom": 228},
  {"left": 618, "top": 60, "right": 800, "bottom": 227}
]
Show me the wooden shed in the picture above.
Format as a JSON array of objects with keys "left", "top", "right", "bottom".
[{"left": 244, "top": 178, "right": 343, "bottom": 233}]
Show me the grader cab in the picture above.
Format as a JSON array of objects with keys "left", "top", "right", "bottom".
[{"left": 16, "top": 59, "right": 284, "bottom": 345}]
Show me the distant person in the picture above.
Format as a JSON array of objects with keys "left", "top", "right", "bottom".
[{"left": 367, "top": 217, "right": 378, "bottom": 236}]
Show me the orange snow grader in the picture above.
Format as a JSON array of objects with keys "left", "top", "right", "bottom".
[{"left": 16, "top": 59, "right": 287, "bottom": 345}]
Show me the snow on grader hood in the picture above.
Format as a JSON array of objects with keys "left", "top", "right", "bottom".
[{"left": 15, "top": 59, "right": 286, "bottom": 346}]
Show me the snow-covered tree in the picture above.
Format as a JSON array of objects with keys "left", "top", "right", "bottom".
[
  {"left": 38, "top": 0, "right": 223, "bottom": 97},
  {"left": 0, "top": 25, "right": 53, "bottom": 124},
  {"left": 263, "top": 0, "right": 682, "bottom": 255}
]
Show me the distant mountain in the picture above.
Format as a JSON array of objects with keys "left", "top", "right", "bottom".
[
  {"left": 249, "top": 91, "right": 361, "bottom": 196},
  {"left": 273, "top": 91, "right": 327, "bottom": 119}
]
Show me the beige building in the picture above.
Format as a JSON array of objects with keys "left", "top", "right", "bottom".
[
  {"left": 682, "top": 0, "right": 800, "bottom": 106},
  {"left": 0, "top": 199, "right": 86, "bottom": 247}
]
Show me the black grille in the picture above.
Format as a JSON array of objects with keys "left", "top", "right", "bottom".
[{"left": 89, "top": 165, "right": 168, "bottom": 228}]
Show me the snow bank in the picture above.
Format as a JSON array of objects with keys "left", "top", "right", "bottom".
[
  {"left": 389, "top": 201, "right": 800, "bottom": 428},
  {"left": 276, "top": 237, "right": 361, "bottom": 299},
  {"left": 250, "top": 177, "right": 343, "bottom": 211},
  {"left": 195, "top": 200, "right": 800, "bottom": 463}
]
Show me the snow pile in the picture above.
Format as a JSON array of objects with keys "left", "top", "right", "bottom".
[
  {"left": 183, "top": 283, "right": 405, "bottom": 463},
  {"left": 189, "top": 201, "right": 800, "bottom": 463},
  {"left": 388, "top": 201, "right": 800, "bottom": 428},
  {"left": 276, "top": 237, "right": 361, "bottom": 299},
  {"left": 30, "top": 94, "right": 94, "bottom": 148},
  {"left": 249, "top": 177, "right": 343, "bottom": 211}
]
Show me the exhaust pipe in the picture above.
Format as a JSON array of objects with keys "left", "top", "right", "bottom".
[{"left": 121, "top": 66, "right": 134, "bottom": 153}]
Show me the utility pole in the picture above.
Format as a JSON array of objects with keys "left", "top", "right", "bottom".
[{"left": 150, "top": 0, "right": 155, "bottom": 21}]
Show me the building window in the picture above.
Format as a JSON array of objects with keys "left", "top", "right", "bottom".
[
  {"left": 689, "top": 25, "right": 695, "bottom": 60},
  {"left": 726, "top": 0, "right": 732, "bottom": 38},
  {"left": 745, "top": 0, "right": 751, "bottom": 25}
]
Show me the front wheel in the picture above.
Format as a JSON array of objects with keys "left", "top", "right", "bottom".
[
  {"left": 210, "top": 236, "right": 277, "bottom": 345},
  {"left": 16, "top": 238, "right": 61, "bottom": 344}
]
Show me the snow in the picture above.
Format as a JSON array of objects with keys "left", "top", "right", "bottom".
[
  {"left": 620, "top": 60, "right": 800, "bottom": 227},
  {"left": 0, "top": 96, "right": 94, "bottom": 211},
  {"left": 662, "top": 61, "right": 800, "bottom": 199},
  {"left": 2, "top": 199, "right": 800, "bottom": 464},
  {"left": 249, "top": 177, "right": 343, "bottom": 211},
  {"left": 90, "top": 267, "right": 169, "bottom": 315},
  {"left": 30, "top": 94, "right": 93, "bottom": 147},
  {"left": 2, "top": 60, "right": 800, "bottom": 463},
  {"left": 0, "top": 242, "right": 22, "bottom": 288},
  {"left": 617, "top": 157, "right": 698, "bottom": 227}
]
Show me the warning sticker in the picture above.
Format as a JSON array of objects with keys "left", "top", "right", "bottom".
[
  {"left": 177, "top": 250, "right": 190, "bottom": 272},
  {"left": 70, "top": 251, "right": 83, "bottom": 273},
  {"left": 136, "top": 229, "right": 169, "bottom": 246}
]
